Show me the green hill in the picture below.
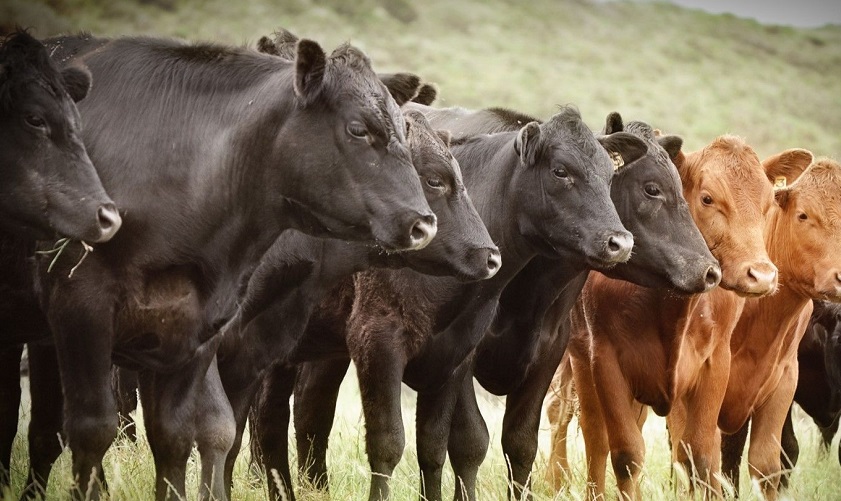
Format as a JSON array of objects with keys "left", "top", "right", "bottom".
[{"left": 5, "top": 0, "right": 840, "bottom": 159}]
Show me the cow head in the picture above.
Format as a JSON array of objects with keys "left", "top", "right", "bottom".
[
  {"left": 765, "top": 153, "right": 841, "bottom": 301},
  {"left": 512, "top": 106, "right": 635, "bottom": 268},
  {"left": 674, "top": 136, "right": 777, "bottom": 297},
  {"left": 0, "top": 30, "right": 121, "bottom": 242},
  {"left": 273, "top": 39, "right": 435, "bottom": 252},
  {"left": 398, "top": 110, "right": 500, "bottom": 281},
  {"left": 596, "top": 115, "right": 721, "bottom": 293}
]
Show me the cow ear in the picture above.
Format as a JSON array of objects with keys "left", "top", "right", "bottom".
[
  {"left": 378, "top": 72, "right": 421, "bottom": 106},
  {"left": 435, "top": 129, "right": 452, "bottom": 148},
  {"left": 657, "top": 135, "right": 683, "bottom": 162},
  {"left": 412, "top": 83, "right": 437, "bottom": 105},
  {"left": 763, "top": 148, "right": 814, "bottom": 187},
  {"left": 257, "top": 36, "right": 279, "bottom": 56},
  {"left": 61, "top": 66, "right": 92, "bottom": 103},
  {"left": 602, "top": 112, "right": 624, "bottom": 135},
  {"left": 294, "top": 39, "right": 327, "bottom": 106},
  {"left": 598, "top": 132, "right": 648, "bottom": 170},
  {"left": 514, "top": 122, "right": 541, "bottom": 166}
]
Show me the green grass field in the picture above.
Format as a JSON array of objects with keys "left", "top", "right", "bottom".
[
  {"left": 2, "top": 0, "right": 841, "bottom": 499},
  {"left": 3, "top": 367, "right": 841, "bottom": 500}
]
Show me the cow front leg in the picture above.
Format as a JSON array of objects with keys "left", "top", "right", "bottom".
[
  {"left": 251, "top": 363, "right": 296, "bottom": 501},
  {"left": 414, "top": 363, "right": 466, "bottom": 501},
  {"left": 544, "top": 355, "right": 576, "bottom": 493},
  {"left": 49, "top": 289, "right": 117, "bottom": 500},
  {"left": 746, "top": 366, "right": 798, "bottom": 500},
  {"left": 195, "top": 356, "right": 235, "bottom": 501},
  {"left": 446, "top": 367, "right": 488, "bottom": 501},
  {"left": 139, "top": 372, "right": 193, "bottom": 501},
  {"left": 353, "top": 329, "right": 408, "bottom": 501},
  {"left": 294, "top": 358, "right": 350, "bottom": 490},
  {"left": 778, "top": 405, "right": 798, "bottom": 489},
  {"left": 0, "top": 344, "right": 23, "bottom": 489},
  {"left": 589, "top": 345, "right": 647, "bottom": 501},
  {"left": 21, "top": 342, "right": 64, "bottom": 499},
  {"left": 570, "top": 353, "right": 610, "bottom": 500}
]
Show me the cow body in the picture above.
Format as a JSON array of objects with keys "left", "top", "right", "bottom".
[
  {"left": 35, "top": 32, "right": 435, "bottom": 501},
  {"left": 563, "top": 135, "right": 778, "bottom": 500},
  {"left": 718, "top": 155, "right": 841, "bottom": 499}
]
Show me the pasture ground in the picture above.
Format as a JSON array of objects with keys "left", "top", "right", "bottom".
[{"left": 3, "top": 366, "right": 841, "bottom": 500}]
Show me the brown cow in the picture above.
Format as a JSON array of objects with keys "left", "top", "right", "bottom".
[
  {"left": 716, "top": 154, "right": 841, "bottom": 499},
  {"left": 561, "top": 136, "right": 779, "bottom": 500}
]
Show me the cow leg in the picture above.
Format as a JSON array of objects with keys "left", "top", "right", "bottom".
[
  {"left": 0, "top": 344, "right": 23, "bottom": 490},
  {"left": 139, "top": 372, "right": 193, "bottom": 501},
  {"left": 220, "top": 373, "right": 263, "bottom": 499},
  {"left": 746, "top": 366, "right": 798, "bottom": 500},
  {"left": 20, "top": 342, "right": 64, "bottom": 499},
  {"left": 112, "top": 368, "right": 139, "bottom": 442},
  {"left": 446, "top": 369, "right": 489, "bottom": 501},
  {"left": 590, "top": 345, "right": 646, "bottom": 501},
  {"left": 353, "top": 327, "right": 408, "bottom": 501},
  {"left": 544, "top": 355, "right": 576, "bottom": 493},
  {"left": 49, "top": 291, "right": 117, "bottom": 500},
  {"left": 194, "top": 356, "right": 235, "bottom": 501},
  {"left": 778, "top": 405, "right": 798, "bottom": 490},
  {"left": 570, "top": 354, "right": 610, "bottom": 500},
  {"left": 500, "top": 344, "right": 565, "bottom": 500},
  {"left": 294, "top": 358, "right": 350, "bottom": 490},
  {"left": 249, "top": 363, "right": 296, "bottom": 501},
  {"left": 817, "top": 411, "right": 839, "bottom": 453},
  {"left": 720, "top": 420, "right": 749, "bottom": 494}
]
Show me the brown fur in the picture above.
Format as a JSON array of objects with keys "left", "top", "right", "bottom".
[
  {"left": 718, "top": 156, "right": 841, "bottom": 499},
  {"left": 548, "top": 137, "right": 779, "bottom": 500}
]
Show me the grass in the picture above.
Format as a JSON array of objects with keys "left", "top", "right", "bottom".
[
  {"left": 2, "top": 0, "right": 841, "bottom": 499},
  {"left": 3, "top": 367, "right": 841, "bottom": 500}
]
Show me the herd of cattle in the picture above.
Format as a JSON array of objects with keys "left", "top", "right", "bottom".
[{"left": 1, "top": 23, "right": 840, "bottom": 501}]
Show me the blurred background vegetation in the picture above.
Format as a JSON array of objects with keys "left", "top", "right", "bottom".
[{"left": 3, "top": 0, "right": 840, "bottom": 159}]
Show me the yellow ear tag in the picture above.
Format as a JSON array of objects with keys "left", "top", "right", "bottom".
[
  {"left": 609, "top": 151, "right": 624, "bottom": 171},
  {"left": 774, "top": 176, "right": 787, "bottom": 189}
]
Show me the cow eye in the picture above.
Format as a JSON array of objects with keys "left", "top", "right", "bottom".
[
  {"left": 644, "top": 184, "right": 661, "bottom": 197},
  {"left": 798, "top": 212, "right": 808, "bottom": 221},
  {"left": 701, "top": 194, "right": 713, "bottom": 205},
  {"left": 426, "top": 177, "right": 444, "bottom": 189},
  {"left": 25, "top": 115, "right": 46, "bottom": 130},
  {"left": 552, "top": 168, "right": 569, "bottom": 179},
  {"left": 347, "top": 122, "right": 368, "bottom": 139}
]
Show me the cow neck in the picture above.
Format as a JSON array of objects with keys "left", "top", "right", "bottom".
[
  {"left": 454, "top": 132, "right": 538, "bottom": 269},
  {"left": 722, "top": 211, "right": 811, "bottom": 428},
  {"left": 400, "top": 136, "right": 546, "bottom": 387}
]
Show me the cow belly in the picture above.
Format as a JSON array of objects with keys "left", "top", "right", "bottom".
[{"left": 114, "top": 269, "right": 205, "bottom": 371}]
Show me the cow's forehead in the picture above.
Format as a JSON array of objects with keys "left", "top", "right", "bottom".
[{"left": 791, "top": 160, "right": 841, "bottom": 215}]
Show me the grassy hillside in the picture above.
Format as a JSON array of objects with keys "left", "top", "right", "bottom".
[{"left": 4, "top": 0, "right": 841, "bottom": 158}]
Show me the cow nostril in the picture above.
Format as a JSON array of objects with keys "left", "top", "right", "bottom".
[
  {"left": 408, "top": 214, "right": 437, "bottom": 250},
  {"left": 95, "top": 203, "right": 122, "bottom": 241},
  {"left": 487, "top": 250, "right": 501, "bottom": 273},
  {"left": 705, "top": 265, "right": 722, "bottom": 288},
  {"left": 605, "top": 233, "right": 633, "bottom": 260},
  {"left": 748, "top": 265, "right": 777, "bottom": 285}
]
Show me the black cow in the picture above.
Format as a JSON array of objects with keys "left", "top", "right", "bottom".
[
  {"left": 0, "top": 30, "right": 121, "bottom": 243},
  {"left": 34, "top": 32, "right": 435, "bottom": 501},
  {"left": 250, "top": 105, "right": 646, "bottom": 501},
  {"left": 268, "top": 110, "right": 718, "bottom": 501},
  {"left": 210, "top": 108, "right": 499, "bottom": 499},
  {"left": 0, "top": 30, "right": 120, "bottom": 492}
]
